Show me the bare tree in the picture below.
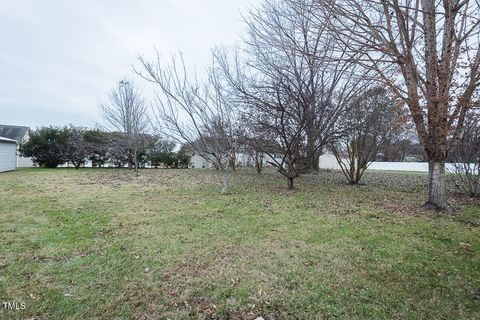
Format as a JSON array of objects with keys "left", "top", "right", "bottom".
[
  {"left": 240, "top": 77, "right": 310, "bottom": 189},
  {"left": 448, "top": 112, "right": 480, "bottom": 197},
  {"left": 214, "top": 0, "right": 369, "bottom": 188},
  {"left": 136, "top": 53, "right": 240, "bottom": 194},
  {"left": 331, "top": 87, "right": 395, "bottom": 184},
  {"left": 247, "top": 0, "right": 371, "bottom": 170},
  {"left": 100, "top": 80, "right": 150, "bottom": 175},
  {"left": 315, "top": 0, "right": 480, "bottom": 210}
]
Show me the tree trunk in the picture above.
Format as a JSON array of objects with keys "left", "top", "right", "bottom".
[
  {"left": 424, "top": 161, "right": 451, "bottom": 211},
  {"left": 222, "top": 167, "right": 228, "bottom": 195},
  {"left": 255, "top": 153, "right": 263, "bottom": 174},
  {"left": 134, "top": 148, "right": 139, "bottom": 176},
  {"left": 229, "top": 155, "right": 236, "bottom": 171},
  {"left": 313, "top": 155, "right": 320, "bottom": 171},
  {"left": 304, "top": 154, "right": 318, "bottom": 172},
  {"left": 287, "top": 177, "right": 294, "bottom": 190}
]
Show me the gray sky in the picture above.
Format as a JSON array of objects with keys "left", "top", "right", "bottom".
[{"left": 0, "top": 0, "right": 257, "bottom": 129}]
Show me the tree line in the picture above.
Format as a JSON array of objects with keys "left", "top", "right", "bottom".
[{"left": 19, "top": 126, "right": 191, "bottom": 170}]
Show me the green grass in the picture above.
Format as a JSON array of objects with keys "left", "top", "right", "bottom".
[{"left": 0, "top": 168, "right": 479, "bottom": 319}]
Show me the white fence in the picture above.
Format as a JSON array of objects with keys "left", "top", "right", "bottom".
[{"left": 319, "top": 153, "right": 473, "bottom": 173}]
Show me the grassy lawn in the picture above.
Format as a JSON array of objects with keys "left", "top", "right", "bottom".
[{"left": 0, "top": 168, "right": 479, "bottom": 319}]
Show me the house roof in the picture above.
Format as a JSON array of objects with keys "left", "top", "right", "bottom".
[
  {"left": 0, "top": 136, "right": 17, "bottom": 143},
  {"left": 0, "top": 125, "right": 29, "bottom": 141}
]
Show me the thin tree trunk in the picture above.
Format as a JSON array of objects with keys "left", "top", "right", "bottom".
[
  {"left": 222, "top": 167, "right": 228, "bottom": 195},
  {"left": 305, "top": 126, "right": 317, "bottom": 172},
  {"left": 128, "top": 149, "right": 133, "bottom": 169},
  {"left": 424, "top": 161, "right": 451, "bottom": 211},
  {"left": 255, "top": 159, "right": 262, "bottom": 173},
  {"left": 255, "top": 153, "right": 263, "bottom": 174},
  {"left": 229, "top": 155, "right": 236, "bottom": 171},
  {"left": 134, "top": 147, "right": 139, "bottom": 176},
  {"left": 287, "top": 177, "right": 294, "bottom": 190}
]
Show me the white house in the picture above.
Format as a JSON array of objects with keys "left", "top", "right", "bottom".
[
  {"left": 190, "top": 154, "right": 214, "bottom": 169},
  {"left": 189, "top": 152, "right": 283, "bottom": 169},
  {"left": 0, "top": 125, "right": 33, "bottom": 170},
  {"left": 0, "top": 136, "right": 17, "bottom": 172}
]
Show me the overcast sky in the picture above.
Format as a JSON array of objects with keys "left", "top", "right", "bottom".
[{"left": 0, "top": 0, "right": 258, "bottom": 129}]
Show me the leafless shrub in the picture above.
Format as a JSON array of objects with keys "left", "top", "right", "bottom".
[
  {"left": 331, "top": 88, "right": 395, "bottom": 184},
  {"left": 448, "top": 115, "right": 480, "bottom": 197}
]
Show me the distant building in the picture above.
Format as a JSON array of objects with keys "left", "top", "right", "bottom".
[
  {"left": 186, "top": 138, "right": 284, "bottom": 170},
  {"left": 0, "top": 125, "right": 34, "bottom": 170},
  {"left": 189, "top": 152, "right": 282, "bottom": 169},
  {"left": 0, "top": 136, "right": 17, "bottom": 172},
  {"left": 189, "top": 153, "right": 214, "bottom": 169}
]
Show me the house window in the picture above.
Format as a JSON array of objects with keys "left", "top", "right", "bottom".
[{"left": 202, "top": 162, "right": 206, "bottom": 168}]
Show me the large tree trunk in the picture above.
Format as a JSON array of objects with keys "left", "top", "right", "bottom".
[
  {"left": 303, "top": 132, "right": 319, "bottom": 172},
  {"left": 312, "top": 148, "right": 322, "bottom": 171},
  {"left": 424, "top": 161, "right": 451, "bottom": 211},
  {"left": 304, "top": 152, "right": 318, "bottom": 172},
  {"left": 312, "top": 156, "right": 320, "bottom": 171}
]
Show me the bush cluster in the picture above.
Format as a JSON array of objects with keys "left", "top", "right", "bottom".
[{"left": 19, "top": 126, "right": 190, "bottom": 169}]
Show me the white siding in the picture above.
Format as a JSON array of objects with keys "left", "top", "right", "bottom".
[
  {"left": 318, "top": 153, "right": 343, "bottom": 170},
  {"left": 319, "top": 153, "right": 470, "bottom": 173},
  {"left": 17, "top": 155, "right": 34, "bottom": 167},
  {"left": 190, "top": 155, "right": 213, "bottom": 169},
  {"left": 0, "top": 141, "right": 17, "bottom": 172},
  {"left": 17, "top": 131, "right": 34, "bottom": 167}
]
